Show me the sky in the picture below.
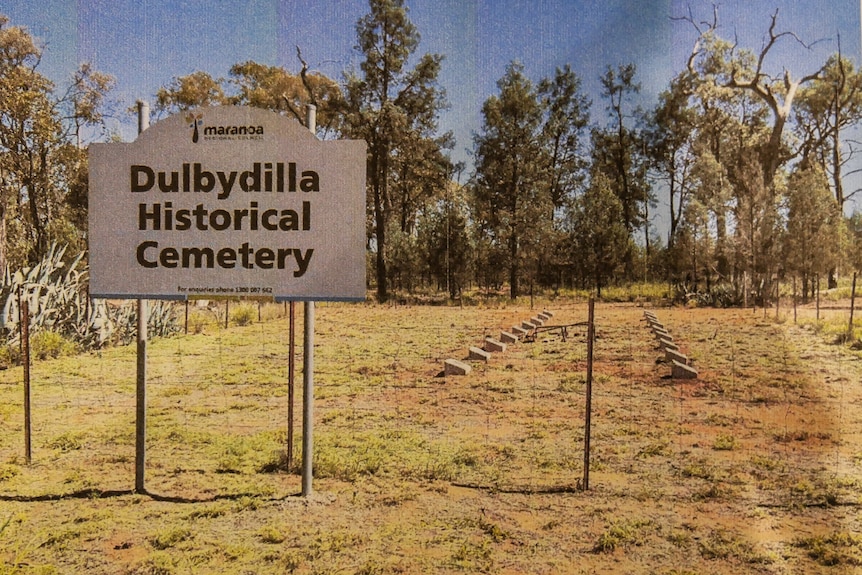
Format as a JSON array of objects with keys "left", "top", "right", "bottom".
[{"left": 2, "top": 0, "right": 862, "bottom": 221}]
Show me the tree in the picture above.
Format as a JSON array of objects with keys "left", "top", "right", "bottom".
[
  {"left": 731, "top": 151, "right": 781, "bottom": 304},
  {"left": 344, "top": 0, "right": 450, "bottom": 302},
  {"left": 681, "top": 7, "right": 824, "bottom": 190},
  {"left": 795, "top": 54, "right": 862, "bottom": 209},
  {"left": 0, "top": 15, "right": 114, "bottom": 270},
  {"left": 782, "top": 165, "right": 844, "bottom": 302},
  {"left": 848, "top": 211, "right": 862, "bottom": 273},
  {"left": 591, "top": 64, "right": 651, "bottom": 277},
  {"left": 472, "top": 62, "right": 548, "bottom": 299},
  {"left": 535, "top": 65, "right": 591, "bottom": 289},
  {"left": 62, "top": 63, "right": 116, "bottom": 237},
  {"left": 154, "top": 70, "right": 228, "bottom": 115},
  {"left": 420, "top": 186, "right": 472, "bottom": 299},
  {"left": 230, "top": 58, "right": 346, "bottom": 138},
  {"left": 673, "top": 198, "right": 714, "bottom": 294},
  {"left": 570, "top": 172, "right": 630, "bottom": 297},
  {"left": 538, "top": 64, "right": 590, "bottom": 220},
  {"left": 645, "top": 73, "right": 697, "bottom": 251}
]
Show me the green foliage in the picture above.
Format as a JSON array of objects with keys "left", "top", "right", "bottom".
[
  {"left": 420, "top": 194, "right": 473, "bottom": 299},
  {"left": 698, "top": 530, "right": 773, "bottom": 564},
  {"left": 782, "top": 165, "right": 844, "bottom": 283},
  {"left": 794, "top": 532, "right": 862, "bottom": 566},
  {"left": 592, "top": 518, "right": 652, "bottom": 553},
  {"left": 149, "top": 527, "right": 192, "bottom": 550},
  {"left": 472, "top": 62, "right": 552, "bottom": 299},
  {"left": 230, "top": 304, "right": 256, "bottom": 327},
  {"left": 30, "top": 330, "right": 77, "bottom": 360},
  {"left": 0, "top": 464, "right": 19, "bottom": 482},
  {"left": 386, "top": 225, "right": 422, "bottom": 293},
  {"left": 230, "top": 60, "right": 346, "bottom": 138},
  {"left": 674, "top": 281, "right": 741, "bottom": 307},
  {"left": 257, "top": 524, "right": 286, "bottom": 544},
  {"left": 571, "top": 173, "right": 631, "bottom": 296},
  {"left": 45, "top": 431, "right": 84, "bottom": 452},
  {"left": 344, "top": 0, "right": 451, "bottom": 302},
  {"left": 0, "top": 17, "right": 114, "bottom": 271},
  {"left": 712, "top": 433, "right": 737, "bottom": 451},
  {"left": 0, "top": 344, "right": 19, "bottom": 368},
  {"left": 154, "top": 70, "right": 227, "bottom": 114},
  {"left": 592, "top": 63, "right": 650, "bottom": 256},
  {"left": 0, "top": 244, "right": 180, "bottom": 357},
  {"left": 131, "top": 551, "right": 176, "bottom": 575}
]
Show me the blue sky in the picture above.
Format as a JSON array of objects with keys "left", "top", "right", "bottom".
[{"left": 3, "top": 0, "right": 862, "bottom": 217}]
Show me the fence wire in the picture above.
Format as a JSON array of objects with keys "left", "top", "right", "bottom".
[{"left": 1, "top": 300, "right": 860, "bottom": 503}]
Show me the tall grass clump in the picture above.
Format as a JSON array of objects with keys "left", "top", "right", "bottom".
[{"left": 230, "top": 303, "right": 257, "bottom": 326}]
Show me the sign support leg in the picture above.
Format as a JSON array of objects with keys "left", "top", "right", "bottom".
[
  {"left": 301, "top": 301, "right": 314, "bottom": 496},
  {"left": 136, "top": 299, "right": 147, "bottom": 493},
  {"left": 301, "top": 104, "right": 318, "bottom": 498},
  {"left": 135, "top": 101, "right": 149, "bottom": 494}
]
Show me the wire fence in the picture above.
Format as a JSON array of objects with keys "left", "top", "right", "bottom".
[{"left": 1, "top": 300, "right": 860, "bottom": 504}]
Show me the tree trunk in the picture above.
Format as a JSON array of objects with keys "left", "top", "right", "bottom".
[
  {"left": 371, "top": 142, "right": 389, "bottom": 303},
  {"left": 0, "top": 204, "right": 6, "bottom": 274},
  {"left": 714, "top": 210, "right": 729, "bottom": 279},
  {"left": 509, "top": 231, "right": 519, "bottom": 299}
]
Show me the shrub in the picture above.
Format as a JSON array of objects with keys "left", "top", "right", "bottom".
[
  {"left": 713, "top": 434, "right": 737, "bottom": 451},
  {"left": 0, "top": 344, "right": 19, "bottom": 368},
  {"left": 0, "top": 244, "right": 180, "bottom": 351},
  {"left": 230, "top": 304, "right": 256, "bottom": 326},
  {"left": 30, "top": 330, "right": 77, "bottom": 360}
]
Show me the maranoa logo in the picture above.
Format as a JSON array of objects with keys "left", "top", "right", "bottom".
[
  {"left": 187, "top": 112, "right": 203, "bottom": 143},
  {"left": 186, "top": 112, "right": 265, "bottom": 143}
]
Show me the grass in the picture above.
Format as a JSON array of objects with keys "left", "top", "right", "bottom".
[
  {"left": 793, "top": 532, "right": 862, "bottom": 566},
  {"left": 593, "top": 518, "right": 652, "bottom": 553},
  {"left": 0, "top": 298, "right": 861, "bottom": 573}
]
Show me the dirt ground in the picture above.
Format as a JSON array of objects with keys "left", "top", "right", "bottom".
[{"left": 1, "top": 299, "right": 861, "bottom": 574}]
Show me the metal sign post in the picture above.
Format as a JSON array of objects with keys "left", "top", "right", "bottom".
[
  {"left": 135, "top": 100, "right": 150, "bottom": 493},
  {"left": 301, "top": 104, "right": 316, "bottom": 497}
]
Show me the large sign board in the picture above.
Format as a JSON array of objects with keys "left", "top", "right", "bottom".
[{"left": 89, "top": 106, "right": 366, "bottom": 301}]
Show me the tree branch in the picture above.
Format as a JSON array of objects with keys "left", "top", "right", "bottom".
[{"left": 295, "top": 45, "right": 318, "bottom": 107}]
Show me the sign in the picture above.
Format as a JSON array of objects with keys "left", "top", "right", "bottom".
[{"left": 89, "top": 106, "right": 366, "bottom": 301}]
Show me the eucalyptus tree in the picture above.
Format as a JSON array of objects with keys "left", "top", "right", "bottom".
[
  {"left": 645, "top": 73, "right": 697, "bottom": 251},
  {"left": 343, "top": 0, "right": 450, "bottom": 302},
  {"left": 538, "top": 64, "right": 590, "bottom": 220},
  {"left": 536, "top": 65, "right": 591, "bottom": 287},
  {"left": 420, "top": 184, "right": 472, "bottom": 299},
  {"left": 679, "top": 8, "right": 824, "bottom": 190},
  {"left": 590, "top": 63, "right": 651, "bottom": 277},
  {"left": 677, "top": 7, "right": 821, "bottom": 297},
  {"left": 0, "top": 15, "right": 114, "bottom": 270},
  {"left": 230, "top": 59, "right": 346, "bottom": 138},
  {"left": 154, "top": 70, "right": 228, "bottom": 116},
  {"left": 795, "top": 54, "right": 862, "bottom": 210},
  {"left": 153, "top": 59, "right": 345, "bottom": 137}
]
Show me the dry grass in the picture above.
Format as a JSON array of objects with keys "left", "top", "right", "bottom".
[{"left": 1, "top": 297, "right": 861, "bottom": 574}]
